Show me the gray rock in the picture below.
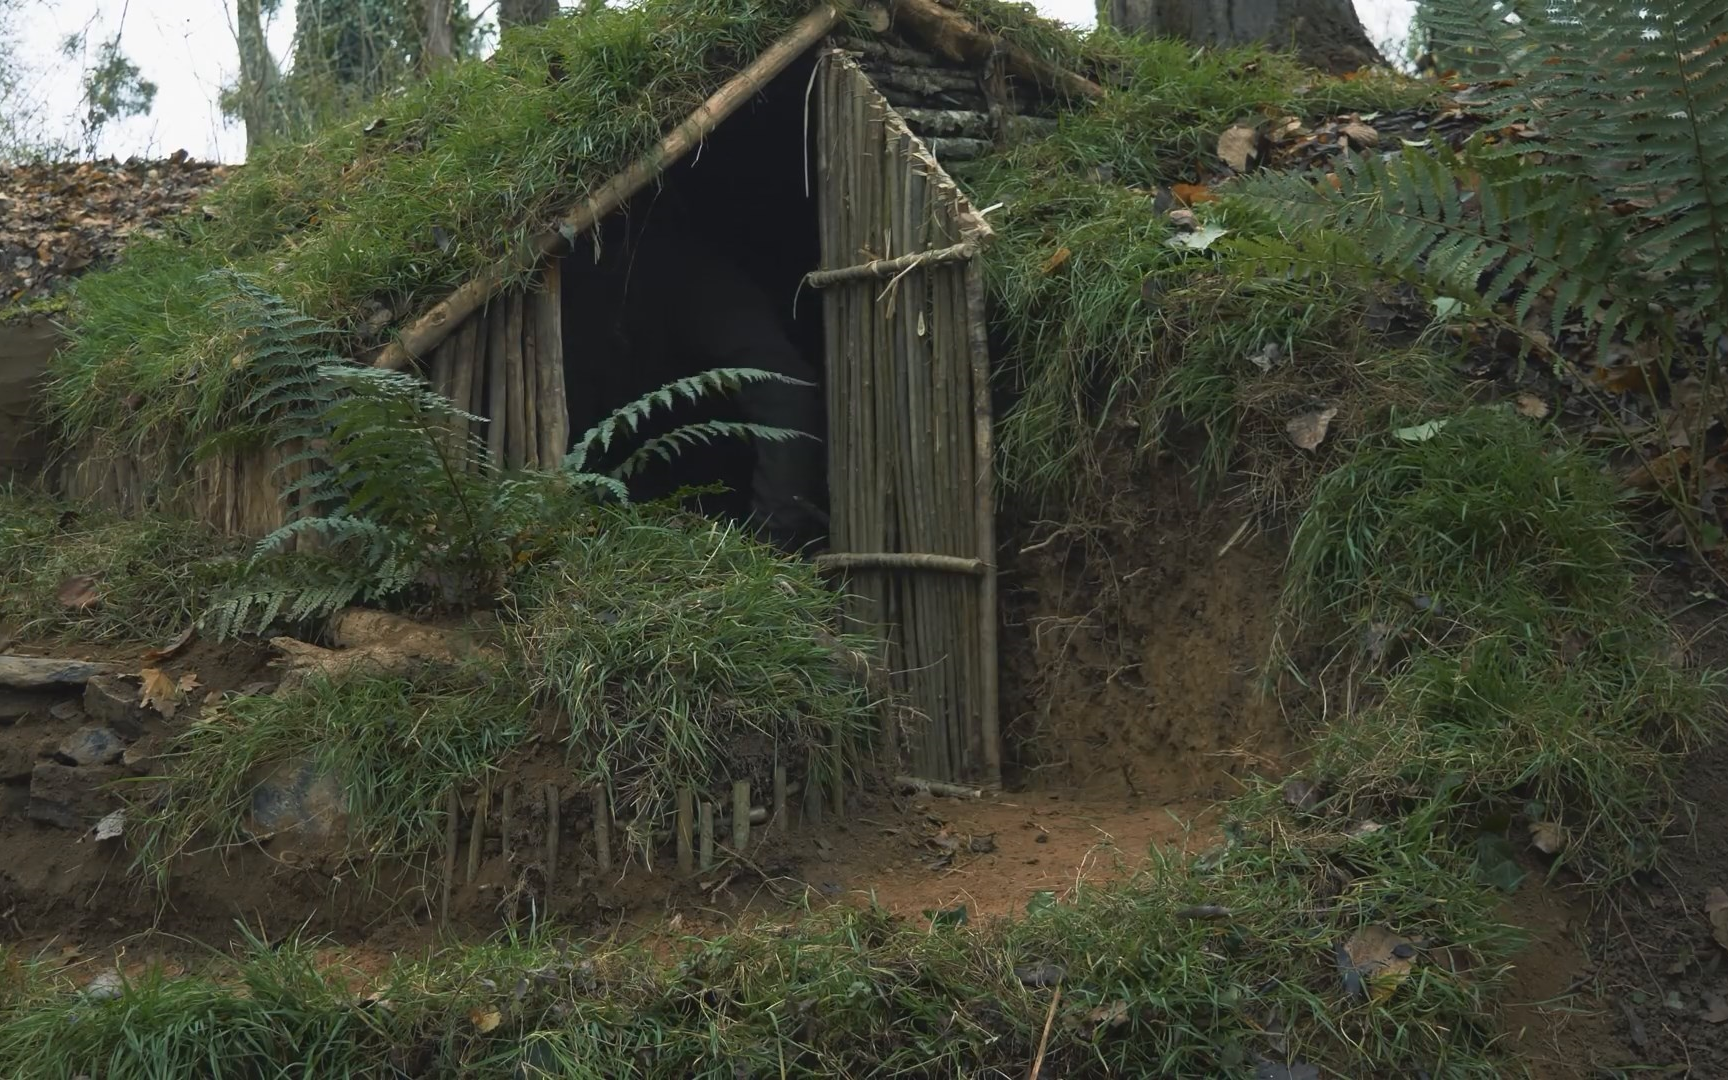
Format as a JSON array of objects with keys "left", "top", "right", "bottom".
[
  {"left": 83, "top": 971, "right": 124, "bottom": 1001},
  {"left": 248, "top": 758, "right": 348, "bottom": 840},
  {"left": 55, "top": 725, "right": 127, "bottom": 767},
  {"left": 27, "top": 761, "right": 123, "bottom": 829},
  {"left": 82, "top": 675, "right": 143, "bottom": 737}
]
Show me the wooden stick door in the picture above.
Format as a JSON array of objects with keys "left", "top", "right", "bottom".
[{"left": 811, "top": 51, "right": 999, "bottom": 785}]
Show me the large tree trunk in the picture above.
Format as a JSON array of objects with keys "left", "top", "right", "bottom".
[
  {"left": 234, "top": 0, "right": 281, "bottom": 152},
  {"left": 498, "top": 0, "right": 558, "bottom": 29},
  {"left": 1106, "top": 0, "right": 1382, "bottom": 75},
  {"left": 424, "top": 0, "right": 456, "bottom": 68}
]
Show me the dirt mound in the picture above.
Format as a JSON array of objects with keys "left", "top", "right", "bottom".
[{"left": 998, "top": 437, "right": 1289, "bottom": 802}]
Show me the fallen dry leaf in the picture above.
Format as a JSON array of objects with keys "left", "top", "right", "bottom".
[
  {"left": 139, "top": 667, "right": 187, "bottom": 720},
  {"left": 1529, "top": 820, "right": 1567, "bottom": 855},
  {"left": 1340, "top": 120, "right": 1380, "bottom": 149},
  {"left": 1040, "top": 246, "right": 1071, "bottom": 274},
  {"left": 93, "top": 809, "right": 126, "bottom": 842},
  {"left": 55, "top": 575, "right": 101, "bottom": 610},
  {"left": 1216, "top": 125, "right": 1264, "bottom": 172},
  {"left": 141, "top": 626, "right": 197, "bottom": 663},
  {"left": 1624, "top": 447, "right": 1691, "bottom": 491},
  {"left": 1286, "top": 406, "right": 1340, "bottom": 452},
  {"left": 1514, "top": 393, "right": 1551, "bottom": 419},
  {"left": 1707, "top": 887, "right": 1728, "bottom": 952},
  {"left": 1339, "top": 924, "right": 1416, "bottom": 1002},
  {"left": 469, "top": 1006, "right": 502, "bottom": 1033},
  {"left": 1169, "top": 181, "right": 1216, "bottom": 206},
  {"left": 1704, "top": 994, "right": 1728, "bottom": 1024}
]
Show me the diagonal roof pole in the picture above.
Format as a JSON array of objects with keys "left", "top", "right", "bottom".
[{"left": 374, "top": 4, "right": 844, "bottom": 371}]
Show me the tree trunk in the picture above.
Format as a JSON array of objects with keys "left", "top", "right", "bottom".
[
  {"left": 234, "top": 0, "right": 281, "bottom": 152},
  {"left": 424, "top": 0, "right": 456, "bottom": 68},
  {"left": 1106, "top": 0, "right": 1382, "bottom": 75},
  {"left": 498, "top": 0, "right": 558, "bottom": 29}
]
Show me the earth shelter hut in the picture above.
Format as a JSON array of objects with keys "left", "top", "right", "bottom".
[{"left": 61, "top": 1, "right": 1100, "bottom": 787}]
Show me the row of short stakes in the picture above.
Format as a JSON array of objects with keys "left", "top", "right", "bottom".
[{"left": 439, "top": 753, "right": 847, "bottom": 923}]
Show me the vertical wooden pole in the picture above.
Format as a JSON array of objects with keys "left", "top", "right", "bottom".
[
  {"left": 592, "top": 784, "right": 611, "bottom": 873},
  {"left": 505, "top": 291, "right": 528, "bottom": 469},
  {"left": 486, "top": 303, "right": 508, "bottom": 466},
  {"left": 731, "top": 780, "right": 751, "bottom": 852},
  {"left": 772, "top": 762, "right": 788, "bottom": 833},
  {"left": 521, "top": 286, "right": 542, "bottom": 471},
  {"left": 466, "top": 778, "right": 489, "bottom": 884},
  {"left": 536, "top": 260, "right": 568, "bottom": 466},
  {"left": 965, "top": 263, "right": 1001, "bottom": 788},
  {"left": 699, "top": 800, "right": 715, "bottom": 871},
  {"left": 804, "top": 745, "right": 824, "bottom": 826},
  {"left": 544, "top": 784, "right": 560, "bottom": 887},
  {"left": 676, "top": 790, "right": 694, "bottom": 874},
  {"left": 442, "top": 786, "right": 459, "bottom": 925}
]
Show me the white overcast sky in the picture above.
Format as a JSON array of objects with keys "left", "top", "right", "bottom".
[{"left": 8, "top": 0, "right": 1415, "bottom": 163}]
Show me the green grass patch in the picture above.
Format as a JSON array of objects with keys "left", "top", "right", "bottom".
[
  {"left": 135, "top": 505, "right": 871, "bottom": 881},
  {"left": 1280, "top": 407, "right": 1724, "bottom": 884},
  {"left": 0, "top": 489, "right": 236, "bottom": 644},
  {"left": 4, "top": 799, "right": 1515, "bottom": 1078},
  {"left": 957, "top": 32, "right": 1436, "bottom": 498},
  {"left": 503, "top": 510, "right": 874, "bottom": 845}
]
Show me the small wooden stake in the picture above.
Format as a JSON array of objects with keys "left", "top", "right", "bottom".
[
  {"left": 699, "top": 800, "right": 715, "bottom": 871},
  {"left": 544, "top": 784, "right": 560, "bottom": 885},
  {"left": 676, "top": 790, "right": 695, "bottom": 874},
  {"left": 830, "top": 742, "right": 845, "bottom": 818},
  {"left": 731, "top": 780, "right": 751, "bottom": 852},
  {"left": 804, "top": 746, "right": 824, "bottom": 826},
  {"left": 772, "top": 763, "right": 788, "bottom": 833},
  {"left": 592, "top": 784, "right": 611, "bottom": 873},
  {"left": 500, "top": 783, "right": 515, "bottom": 861},
  {"left": 441, "top": 787, "right": 459, "bottom": 925},
  {"left": 466, "top": 778, "right": 489, "bottom": 884}
]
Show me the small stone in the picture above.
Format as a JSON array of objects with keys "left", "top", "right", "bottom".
[
  {"left": 82, "top": 676, "right": 144, "bottom": 737},
  {"left": 55, "top": 726, "right": 127, "bottom": 767},
  {"left": 248, "top": 758, "right": 349, "bottom": 839},
  {"left": 49, "top": 700, "right": 84, "bottom": 722},
  {"left": 83, "top": 971, "right": 124, "bottom": 1001},
  {"left": 1167, "top": 207, "right": 1200, "bottom": 232},
  {"left": 0, "top": 743, "right": 35, "bottom": 782},
  {"left": 28, "top": 761, "right": 124, "bottom": 829}
]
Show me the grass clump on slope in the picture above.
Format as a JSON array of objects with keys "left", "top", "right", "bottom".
[
  {"left": 1281, "top": 407, "right": 1723, "bottom": 885},
  {"left": 134, "top": 505, "right": 872, "bottom": 882},
  {"left": 0, "top": 489, "right": 237, "bottom": 644},
  {"left": 957, "top": 32, "right": 1437, "bottom": 498},
  {"left": 3, "top": 803, "right": 1514, "bottom": 1078}
]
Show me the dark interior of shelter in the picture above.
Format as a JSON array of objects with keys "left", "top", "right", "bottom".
[{"left": 557, "top": 54, "right": 829, "bottom": 552}]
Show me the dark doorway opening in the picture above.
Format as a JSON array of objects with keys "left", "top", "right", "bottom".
[{"left": 558, "top": 51, "right": 828, "bottom": 551}]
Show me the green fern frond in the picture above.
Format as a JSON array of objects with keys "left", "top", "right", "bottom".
[{"left": 614, "top": 421, "right": 812, "bottom": 481}]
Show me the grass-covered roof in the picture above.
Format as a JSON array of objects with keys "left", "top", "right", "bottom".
[{"left": 47, "top": 0, "right": 1429, "bottom": 490}]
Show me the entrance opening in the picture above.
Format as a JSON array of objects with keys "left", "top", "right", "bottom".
[{"left": 558, "top": 52, "right": 828, "bottom": 551}]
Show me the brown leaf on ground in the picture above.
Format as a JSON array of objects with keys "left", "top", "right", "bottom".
[
  {"left": 1528, "top": 820, "right": 1567, "bottom": 855},
  {"left": 1339, "top": 924, "right": 1416, "bottom": 1002},
  {"left": 1514, "top": 393, "right": 1551, "bottom": 419},
  {"left": 1170, "top": 182, "right": 1215, "bottom": 206},
  {"left": 1623, "top": 446, "right": 1690, "bottom": 491},
  {"left": 1286, "top": 406, "right": 1340, "bottom": 452},
  {"left": 141, "top": 626, "right": 197, "bottom": 663},
  {"left": 1040, "top": 246, "right": 1071, "bottom": 274},
  {"left": 1340, "top": 120, "right": 1380, "bottom": 149},
  {"left": 1216, "top": 125, "right": 1265, "bottom": 172},
  {"left": 468, "top": 1006, "right": 502, "bottom": 1033},
  {"left": 55, "top": 575, "right": 101, "bottom": 610},
  {"left": 138, "top": 667, "right": 186, "bottom": 720}
]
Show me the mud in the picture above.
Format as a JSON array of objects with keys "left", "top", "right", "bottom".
[{"left": 999, "top": 450, "right": 1289, "bottom": 803}]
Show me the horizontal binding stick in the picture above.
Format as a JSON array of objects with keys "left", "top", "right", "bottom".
[
  {"left": 803, "top": 241, "right": 974, "bottom": 288},
  {"left": 813, "top": 552, "right": 987, "bottom": 575}
]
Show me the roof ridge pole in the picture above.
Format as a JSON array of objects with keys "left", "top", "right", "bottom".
[{"left": 375, "top": 4, "right": 845, "bottom": 371}]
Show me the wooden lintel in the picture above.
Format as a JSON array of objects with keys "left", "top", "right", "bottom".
[{"left": 886, "top": 0, "right": 1102, "bottom": 102}]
